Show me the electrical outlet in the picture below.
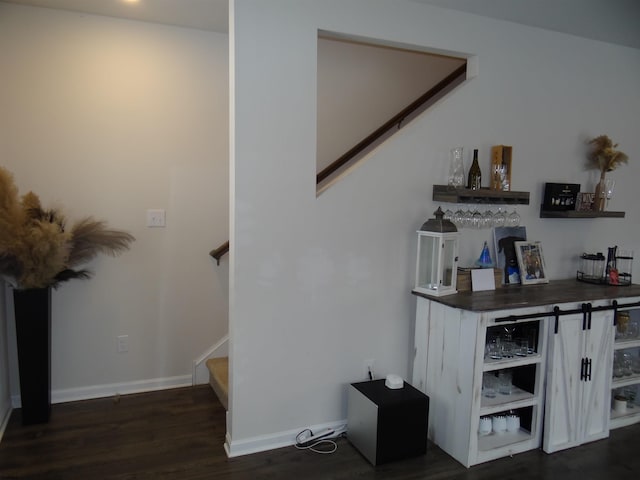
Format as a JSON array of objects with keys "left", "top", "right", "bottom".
[
  {"left": 117, "top": 335, "right": 129, "bottom": 353},
  {"left": 364, "top": 358, "right": 375, "bottom": 380},
  {"left": 146, "top": 209, "right": 166, "bottom": 227}
]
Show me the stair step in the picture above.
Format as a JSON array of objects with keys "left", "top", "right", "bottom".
[{"left": 206, "top": 356, "right": 228, "bottom": 410}]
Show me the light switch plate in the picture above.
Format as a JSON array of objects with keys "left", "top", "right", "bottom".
[{"left": 146, "top": 209, "right": 166, "bottom": 227}]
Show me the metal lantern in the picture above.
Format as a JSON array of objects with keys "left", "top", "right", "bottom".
[{"left": 414, "top": 207, "right": 459, "bottom": 296}]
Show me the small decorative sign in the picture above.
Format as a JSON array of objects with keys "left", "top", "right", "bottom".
[
  {"left": 575, "top": 192, "right": 595, "bottom": 212},
  {"left": 543, "top": 183, "right": 580, "bottom": 211}
]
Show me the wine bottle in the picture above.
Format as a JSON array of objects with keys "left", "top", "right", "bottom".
[{"left": 467, "top": 149, "right": 481, "bottom": 190}]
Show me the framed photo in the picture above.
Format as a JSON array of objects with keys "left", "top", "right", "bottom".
[{"left": 514, "top": 241, "right": 549, "bottom": 285}]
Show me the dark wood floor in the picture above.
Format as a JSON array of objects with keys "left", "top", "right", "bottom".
[{"left": 0, "top": 385, "right": 638, "bottom": 479}]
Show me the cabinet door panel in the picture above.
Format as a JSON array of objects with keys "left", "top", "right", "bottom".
[
  {"left": 543, "top": 313, "right": 584, "bottom": 453},
  {"left": 581, "top": 311, "right": 614, "bottom": 443}
]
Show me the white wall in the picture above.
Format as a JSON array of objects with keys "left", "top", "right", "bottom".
[
  {"left": 228, "top": 0, "right": 640, "bottom": 454},
  {"left": 0, "top": 3, "right": 229, "bottom": 401}
]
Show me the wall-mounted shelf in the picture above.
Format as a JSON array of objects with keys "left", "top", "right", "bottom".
[
  {"left": 539, "top": 206, "right": 625, "bottom": 218},
  {"left": 433, "top": 185, "right": 530, "bottom": 205}
]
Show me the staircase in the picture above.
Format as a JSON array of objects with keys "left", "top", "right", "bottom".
[{"left": 206, "top": 357, "right": 229, "bottom": 410}]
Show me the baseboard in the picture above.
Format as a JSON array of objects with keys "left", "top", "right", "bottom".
[
  {"left": 223, "top": 419, "right": 348, "bottom": 458},
  {"left": 192, "top": 335, "right": 229, "bottom": 385},
  {"left": 10, "top": 375, "right": 192, "bottom": 407}
]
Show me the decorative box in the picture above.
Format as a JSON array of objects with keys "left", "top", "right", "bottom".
[{"left": 490, "top": 145, "right": 512, "bottom": 191}]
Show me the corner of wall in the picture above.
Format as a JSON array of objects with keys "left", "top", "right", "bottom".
[{"left": 0, "top": 281, "right": 12, "bottom": 443}]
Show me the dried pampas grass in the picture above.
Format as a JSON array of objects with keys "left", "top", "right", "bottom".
[
  {"left": 587, "top": 135, "right": 629, "bottom": 174},
  {"left": 0, "top": 166, "right": 135, "bottom": 289}
]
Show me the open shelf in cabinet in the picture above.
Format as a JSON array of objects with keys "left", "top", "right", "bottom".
[
  {"left": 481, "top": 386, "right": 537, "bottom": 412},
  {"left": 610, "top": 381, "right": 640, "bottom": 429},
  {"left": 611, "top": 406, "right": 640, "bottom": 429},
  {"left": 612, "top": 374, "right": 640, "bottom": 389},
  {"left": 481, "top": 364, "right": 538, "bottom": 412},
  {"left": 477, "top": 405, "right": 536, "bottom": 453},
  {"left": 433, "top": 185, "right": 530, "bottom": 204},
  {"left": 483, "top": 353, "right": 542, "bottom": 372},
  {"left": 612, "top": 343, "right": 640, "bottom": 386},
  {"left": 614, "top": 338, "right": 640, "bottom": 350},
  {"left": 478, "top": 428, "right": 533, "bottom": 451}
]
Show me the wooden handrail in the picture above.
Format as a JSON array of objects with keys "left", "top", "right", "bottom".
[
  {"left": 212, "top": 63, "right": 468, "bottom": 264},
  {"left": 210, "top": 241, "right": 229, "bottom": 265},
  {"left": 316, "top": 62, "right": 467, "bottom": 185}
]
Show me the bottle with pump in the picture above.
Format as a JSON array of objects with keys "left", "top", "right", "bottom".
[{"left": 467, "top": 149, "right": 482, "bottom": 190}]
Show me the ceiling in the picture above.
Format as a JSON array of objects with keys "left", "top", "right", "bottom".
[
  {"left": 2, "top": 0, "right": 639, "bottom": 49},
  {"left": 414, "top": 0, "right": 640, "bottom": 50},
  {"left": 0, "top": 0, "right": 230, "bottom": 33}
]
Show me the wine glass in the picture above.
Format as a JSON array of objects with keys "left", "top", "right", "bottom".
[
  {"left": 462, "top": 205, "right": 474, "bottom": 228},
  {"left": 451, "top": 206, "right": 464, "bottom": 228},
  {"left": 604, "top": 179, "right": 616, "bottom": 209},
  {"left": 443, "top": 208, "right": 454, "bottom": 222},
  {"left": 482, "top": 209, "right": 494, "bottom": 229},
  {"left": 471, "top": 208, "right": 483, "bottom": 229},
  {"left": 493, "top": 207, "right": 506, "bottom": 228},
  {"left": 506, "top": 209, "right": 521, "bottom": 227}
]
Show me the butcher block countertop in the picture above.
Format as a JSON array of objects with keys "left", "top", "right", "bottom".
[{"left": 412, "top": 279, "right": 640, "bottom": 312}]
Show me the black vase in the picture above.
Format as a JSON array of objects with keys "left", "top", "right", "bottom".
[{"left": 13, "top": 287, "right": 52, "bottom": 425}]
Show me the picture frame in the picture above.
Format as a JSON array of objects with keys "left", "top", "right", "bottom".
[
  {"left": 514, "top": 241, "right": 549, "bottom": 285},
  {"left": 493, "top": 226, "right": 527, "bottom": 285}
]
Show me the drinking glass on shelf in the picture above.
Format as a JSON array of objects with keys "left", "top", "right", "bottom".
[
  {"left": 613, "top": 351, "right": 624, "bottom": 378},
  {"left": 506, "top": 413, "right": 520, "bottom": 432},
  {"left": 623, "top": 386, "right": 637, "bottom": 408},
  {"left": 506, "top": 209, "right": 521, "bottom": 227},
  {"left": 515, "top": 338, "right": 529, "bottom": 356},
  {"left": 453, "top": 207, "right": 465, "bottom": 227},
  {"left": 443, "top": 208, "right": 454, "bottom": 222},
  {"left": 462, "top": 206, "right": 474, "bottom": 228},
  {"left": 472, "top": 208, "right": 483, "bottom": 229},
  {"left": 491, "top": 415, "right": 507, "bottom": 434},
  {"left": 482, "top": 210, "right": 494, "bottom": 229},
  {"left": 498, "top": 370, "right": 513, "bottom": 395},
  {"left": 604, "top": 179, "right": 616, "bottom": 209},
  {"left": 479, "top": 416, "right": 492, "bottom": 435},
  {"left": 501, "top": 341, "right": 516, "bottom": 358},
  {"left": 492, "top": 415, "right": 507, "bottom": 434},
  {"left": 486, "top": 337, "right": 502, "bottom": 360},
  {"left": 632, "top": 355, "right": 640, "bottom": 375},
  {"left": 483, "top": 372, "right": 497, "bottom": 398},
  {"left": 627, "top": 318, "right": 639, "bottom": 339},
  {"left": 493, "top": 207, "right": 507, "bottom": 227},
  {"left": 623, "top": 352, "right": 633, "bottom": 376}
]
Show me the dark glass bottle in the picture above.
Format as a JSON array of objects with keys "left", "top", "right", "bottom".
[{"left": 467, "top": 149, "right": 481, "bottom": 190}]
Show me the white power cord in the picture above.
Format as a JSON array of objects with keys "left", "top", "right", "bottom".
[{"left": 294, "top": 425, "right": 347, "bottom": 454}]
